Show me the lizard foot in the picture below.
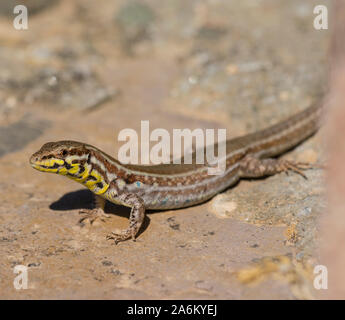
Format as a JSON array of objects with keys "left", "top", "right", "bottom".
[
  {"left": 106, "top": 229, "right": 136, "bottom": 244},
  {"left": 277, "top": 160, "right": 317, "bottom": 179},
  {"left": 79, "top": 208, "right": 110, "bottom": 224}
]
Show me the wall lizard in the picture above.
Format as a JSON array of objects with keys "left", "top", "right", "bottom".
[{"left": 30, "top": 103, "right": 322, "bottom": 243}]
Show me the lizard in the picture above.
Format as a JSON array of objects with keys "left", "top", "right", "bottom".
[{"left": 29, "top": 102, "right": 322, "bottom": 243}]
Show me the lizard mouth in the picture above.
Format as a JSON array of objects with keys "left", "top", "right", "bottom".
[
  {"left": 29, "top": 155, "right": 64, "bottom": 172},
  {"left": 35, "top": 162, "right": 60, "bottom": 169}
]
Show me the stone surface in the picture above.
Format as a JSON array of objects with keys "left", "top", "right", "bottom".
[{"left": 0, "top": 0, "right": 328, "bottom": 299}]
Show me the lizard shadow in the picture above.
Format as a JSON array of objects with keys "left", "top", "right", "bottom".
[
  {"left": 48, "top": 179, "right": 245, "bottom": 237},
  {"left": 50, "top": 178, "right": 244, "bottom": 215},
  {"left": 49, "top": 189, "right": 150, "bottom": 236}
]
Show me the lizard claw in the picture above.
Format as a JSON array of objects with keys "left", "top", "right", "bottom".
[
  {"left": 106, "top": 229, "right": 136, "bottom": 244},
  {"left": 278, "top": 160, "right": 325, "bottom": 179},
  {"left": 280, "top": 160, "right": 308, "bottom": 179},
  {"left": 79, "top": 208, "right": 110, "bottom": 225}
]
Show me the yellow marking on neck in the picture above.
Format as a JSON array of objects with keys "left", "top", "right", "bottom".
[
  {"left": 84, "top": 170, "right": 101, "bottom": 188},
  {"left": 58, "top": 167, "right": 68, "bottom": 175},
  {"left": 74, "top": 164, "right": 90, "bottom": 183},
  {"left": 94, "top": 183, "right": 109, "bottom": 195},
  {"left": 68, "top": 163, "right": 80, "bottom": 175},
  {"left": 84, "top": 169, "right": 109, "bottom": 195},
  {"left": 63, "top": 163, "right": 91, "bottom": 183}
]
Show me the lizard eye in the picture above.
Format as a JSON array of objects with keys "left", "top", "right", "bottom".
[{"left": 62, "top": 150, "right": 68, "bottom": 156}]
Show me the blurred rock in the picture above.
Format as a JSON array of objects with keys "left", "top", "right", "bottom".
[
  {"left": 196, "top": 25, "right": 227, "bottom": 40},
  {"left": 0, "top": 116, "right": 48, "bottom": 157},
  {"left": 4, "top": 65, "right": 116, "bottom": 110},
  {"left": 0, "top": 0, "right": 59, "bottom": 16},
  {"left": 114, "top": 1, "right": 155, "bottom": 54}
]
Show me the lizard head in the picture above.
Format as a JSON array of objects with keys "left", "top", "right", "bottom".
[{"left": 30, "top": 140, "right": 90, "bottom": 175}]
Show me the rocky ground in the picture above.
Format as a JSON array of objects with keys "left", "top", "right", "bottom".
[{"left": 0, "top": 0, "right": 329, "bottom": 299}]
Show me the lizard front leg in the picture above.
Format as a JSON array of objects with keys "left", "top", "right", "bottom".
[
  {"left": 79, "top": 195, "right": 110, "bottom": 224},
  {"left": 105, "top": 182, "right": 145, "bottom": 244}
]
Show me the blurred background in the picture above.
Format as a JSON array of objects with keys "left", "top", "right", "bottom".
[{"left": 0, "top": 0, "right": 328, "bottom": 137}]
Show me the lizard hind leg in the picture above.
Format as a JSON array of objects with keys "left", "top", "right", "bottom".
[
  {"left": 239, "top": 154, "right": 317, "bottom": 179},
  {"left": 79, "top": 195, "right": 110, "bottom": 224}
]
